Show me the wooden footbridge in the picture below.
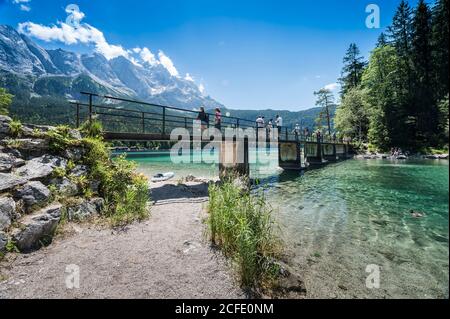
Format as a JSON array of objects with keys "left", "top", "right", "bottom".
[{"left": 72, "top": 92, "right": 352, "bottom": 175}]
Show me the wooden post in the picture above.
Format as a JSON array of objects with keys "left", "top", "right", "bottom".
[
  {"left": 162, "top": 106, "right": 166, "bottom": 136},
  {"left": 76, "top": 103, "right": 80, "bottom": 128},
  {"left": 142, "top": 112, "right": 145, "bottom": 133},
  {"left": 88, "top": 94, "right": 93, "bottom": 122}
]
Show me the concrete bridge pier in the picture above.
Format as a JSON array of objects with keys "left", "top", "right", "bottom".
[{"left": 218, "top": 137, "right": 250, "bottom": 178}]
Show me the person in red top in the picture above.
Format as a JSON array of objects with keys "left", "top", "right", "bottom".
[{"left": 215, "top": 107, "right": 222, "bottom": 130}]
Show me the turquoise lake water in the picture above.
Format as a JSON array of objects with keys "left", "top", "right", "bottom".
[{"left": 127, "top": 152, "right": 449, "bottom": 298}]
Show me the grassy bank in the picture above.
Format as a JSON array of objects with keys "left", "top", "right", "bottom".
[{"left": 207, "top": 179, "right": 282, "bottom": 290}]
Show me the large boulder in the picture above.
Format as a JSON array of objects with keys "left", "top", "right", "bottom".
[
  {"left": 49, "top": 177, "right": 79, "bottom": 196},
  {"left": 0, "top": 173, "right": 27, "bottom": 192},
  {"left": 66, "top": 197, "right": 104, "bottom": 221},
  {"left": 13, "top": 138, "right": 50, "bottom": 159},
  {"left": 12, "top": 204, "right": 62, "bottom": 252},
  {"left": 0, "top": 231, "right": 7, "bottom": 252},
  {"left": 62, "top": 147, "right": 85, "bottom": 161},
  {"left": 0, "top": 153, "right": 25, "bottom": 173},
  {"left": 15, "top": 155, "right": 67, "bottom": 182},
  {"left": 14, "top": 181, "right": 51, "bottom": 213},
  {"left": 70, "top": 165, "right": 89, "bottom": 177},
  {"left": 0, "top": 196, "right": 16, "bottom": 231},
  {"left": 0, "top": 115, "right": 12, "bottom": 137}
]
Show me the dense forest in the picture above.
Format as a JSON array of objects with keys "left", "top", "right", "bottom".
[{"left": 335, "top": 0, "right": 449, "bottom": 152}]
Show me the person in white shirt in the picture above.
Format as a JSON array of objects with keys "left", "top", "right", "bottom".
[
  {"left": 275, "top": 115, "right": 283, "bottom": 134},
  {"left": 256, "top": 116, "right": 265, "bottom": 128}
]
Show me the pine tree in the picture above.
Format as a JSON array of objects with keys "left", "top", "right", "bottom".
[
  {"left": 339, "top": 43, "right": 366, "bottom": 96},
  {"left": 376, "top": 32, "right": 388, "bottom": 48},
  {"left": 411, "top": 0, "right": 436, "bottom": 146},
  {"left": 314, "top": 88, "right": 335, "bottom": 135},
  {"left": 431, "top": 0, "right": 449, "bottom": 101}
]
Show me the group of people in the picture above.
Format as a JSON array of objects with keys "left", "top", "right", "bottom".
[
  {"left": 255, "top": 115, "right": 283, "bottom": 134},
  {"left": 196, "top": 107, "right": 222, "bottom": 130}
]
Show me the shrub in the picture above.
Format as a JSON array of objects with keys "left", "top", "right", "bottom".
[
  {"left": 80, "top": 120, "right": 103, "bottom": 138},
  {"left": 46, "top": 125, "right": 81, "bottom": 153},
  {"left": 82, "top": 138, "right": 149, "bottom": 226},
  {"left": 207, "top": 179, "right": 282, "bottom": 289},
  {"left": 8, "top": 120, "right": 22, "bottom": 138}
]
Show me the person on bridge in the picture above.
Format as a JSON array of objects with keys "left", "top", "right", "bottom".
[
  {"left": 214, "top": 107, "right": 222, "bottom": 130},
  {"left": 256, "top": 115, "right": 265, "bottom": 129},
  {"left": 197, "top": 107, "right": 209, "bottom": 130},
  {"left": 275, "top": 115, "right": 283, "bottom": 135}
]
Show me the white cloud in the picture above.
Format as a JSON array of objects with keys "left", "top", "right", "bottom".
[
  {"left": 324, "top": 82, "right": 339, "bottom": 91},
  {"left": 185, "top": 73, "right": 194, "bottom": 81},
  {"left": 13, "top": 0, "right": 31, "bottom": 11},
  {"left": 18, "top": 7, "right": 129, "bottom": 60},
  {"left": 158, "top": 51, "right": 179, "bottom": 77},
  {"left": 20, "top": 4, "right": 31, "bottom": 11}
]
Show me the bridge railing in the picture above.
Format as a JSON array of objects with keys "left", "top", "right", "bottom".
[{"left": 71, "top": 92, "right": 344, "bottom": 144}]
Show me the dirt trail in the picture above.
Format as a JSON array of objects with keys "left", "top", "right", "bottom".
[{"left": 0, "top": 181, "right": 244, "bottom": 299}]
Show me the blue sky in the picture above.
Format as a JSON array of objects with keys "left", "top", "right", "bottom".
[{"left": 0, "top": 0, "right": 422, "bottom": 110}]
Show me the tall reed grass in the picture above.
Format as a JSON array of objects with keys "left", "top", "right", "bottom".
[{"left": 207, "top": 179, "right": 282, "bottom": 289}]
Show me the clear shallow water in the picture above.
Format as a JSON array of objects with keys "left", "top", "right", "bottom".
[{"left": 128, "top": 152, "right": 449, "bottom": 298}]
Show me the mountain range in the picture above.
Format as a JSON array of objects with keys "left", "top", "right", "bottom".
[
  {"left": 0, "top": 24, "right": 330, "bottom": 130},
  {"left": 0, "top": 24, "right": 222, "bottom": 110}
]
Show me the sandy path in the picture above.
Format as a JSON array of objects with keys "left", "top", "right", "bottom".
[{"left": 0, "top": 181, "right": 245, "bottom": 299}]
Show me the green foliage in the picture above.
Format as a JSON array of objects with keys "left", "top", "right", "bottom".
[
  {"left": 82, "top": 139, "right": 149, "bottom": 226},
  {"left": 334, "top": 87, "right": 369, "bottom": 143},
  {"left": 80, "top": 119, "right": 103, "bottom": 138},
  {"left": 46, "top": 125, "right": 81, "bottom": 153},
  {"left": 52, "top": 166, "right": 67, "bottom": 179},
  {"left": 8, "top": 119, "right": 22, "bottom": 138},
  {"left": 339, "top": 43, "right": 367, "bottom": 96},
  {"left": 314, "top": 88, "right": 335, "bottom": 135},
  {"left": 207, "top": 179, "right": 282, "bottom": 289},
  {"left": 0, "top": 87, "right": 13, "bottom": 115}
]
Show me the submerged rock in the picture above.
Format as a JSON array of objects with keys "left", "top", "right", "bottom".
[
  {"left": 0, "top": 196, "right": 16, "bottom": 231},
  {"left": 12, "top": 204, "right": 62, "bottom": 252},
  {"left": 14, "top": 181, "right": 51, "bottom": 213},
  {"left": 15, "top": 155, "right": 67, "bottom": 181}
]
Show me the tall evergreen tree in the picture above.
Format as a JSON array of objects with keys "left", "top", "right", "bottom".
[
  {"left": 411, "top": 0, "right": 436, "bottom": 146},
  {"left": 431, "top": 0, "right": 449, "bottom": 101},
  {"left": 314, "top": 88, "right": 335, "bottom": 135},
  {"left": 339, "top": 43, "right": 366, "bottom": 96},
  {"left": 376, "top": 32, "right": 388, "bottom": 48}
]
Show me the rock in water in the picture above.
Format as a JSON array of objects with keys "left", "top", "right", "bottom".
[
  {"left": 0, "top": 197, "right": 16, "bottom": 231},
  {"left": 12, "top": 204, "right": 62, "bottom": 252},
  {"left": 14, "top": 181, "right": 51, "bottom": 212}
]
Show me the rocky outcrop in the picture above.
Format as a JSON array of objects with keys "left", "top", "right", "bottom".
[
  {"left": 0, "top": 153, "right": 25, "bottom": 172},
  {"left": 12, "top": 204, "right": 63, "bottom": 252},
  {"left": 15, "top": 155, "right": 67, "bottom": 181},
  {"left": 0, "top": 115, "right": 12, "bottom": 137},
  {"left": 0, "top": 196, "right": 16, "bottom": 231},
  {"left": 0, "top": 173, "right": 28, "bottom": 192},
  {"left": 66, "top": 198, "right": 104, "bottom": 221},
  {"left": 13, "top": 181, "right": 51, "bottom": 212},
  {"left": 0, "top": 231, "right": 7, "bottom": 252},
  {"left": 49, "top": 177, "right": 79, "bottom": 196},
  {"left": 12, "top": 138, "right": 50, "bottom": 159}
]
